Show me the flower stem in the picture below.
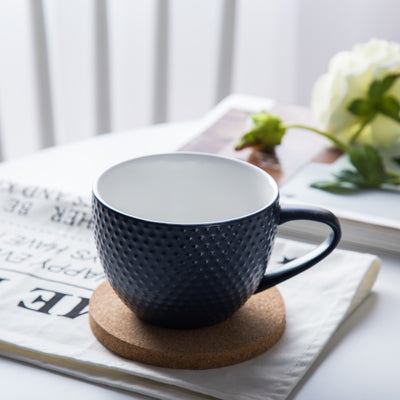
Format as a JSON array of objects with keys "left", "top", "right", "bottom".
[
  {"left": 283, "top": 123, "right": 347, "bottom": 152},
  {"left": 349, "top": 116, "right": 374, "bottom": 144}
]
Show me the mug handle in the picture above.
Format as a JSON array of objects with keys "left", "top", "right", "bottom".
[{"left": 255, "top": 205, "right": 341, "bottom": 293}]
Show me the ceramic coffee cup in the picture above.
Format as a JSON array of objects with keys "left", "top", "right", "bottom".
[{"left": 92, "top": 153, "right": 341, "bottom": 329}]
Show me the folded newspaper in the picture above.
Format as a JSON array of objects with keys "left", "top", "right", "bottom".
[{"left": 0, "top": 180, "right": 380, "bottom": 400}]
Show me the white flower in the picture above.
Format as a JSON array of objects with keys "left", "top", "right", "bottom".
[{"left": 311, "top": 38, "right": 400, "bottom": 147}]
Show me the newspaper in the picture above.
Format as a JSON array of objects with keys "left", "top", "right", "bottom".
[
  {"left": 0, "top": 180, "right": 101, "bottom": 312},
  {"left": 0, "top": 180, "right": 380, "bottom": 400}
]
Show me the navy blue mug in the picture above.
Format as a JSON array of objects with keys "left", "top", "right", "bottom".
[{"left": 93, "top": 153, "right": 341, "bottom": 329}]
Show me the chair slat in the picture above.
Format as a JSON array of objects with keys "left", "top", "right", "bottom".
[
  {"left": 0, "top": 111, "right": 4, "bottom": 162},
  {"left": 152, "top": 0, "right": 169, "bottom": 124},
  {"left": 216, "top": 0, "right": 237, "bottom": 103},
  {"left": 29, "top": 0, "right": 55, "bottom": 148},
  {"left": 94, "top": 0, "right": 111, "bottom": 134}
]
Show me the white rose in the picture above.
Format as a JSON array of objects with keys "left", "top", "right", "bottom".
[{"left": 311, "top": 38, "right": 400, "bottom": 147}]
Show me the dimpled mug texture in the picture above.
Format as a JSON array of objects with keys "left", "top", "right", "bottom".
[
  {"left": 93, "top": 153, "right": 341, "bottom": 329},
  {"left": 92, "top": 197, "right": 279, "bottom": 329}
]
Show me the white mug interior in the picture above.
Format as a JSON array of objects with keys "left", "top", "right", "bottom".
[{"left": 93, "top": 153, "right": 278, "bottom": 224}]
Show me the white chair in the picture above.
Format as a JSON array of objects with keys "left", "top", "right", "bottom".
[
  {"left": 1, "top": 0, "right": 398, "bottom": 161},
  {"left": 0, "top": 0, "right": 238, "bottom": 161}
]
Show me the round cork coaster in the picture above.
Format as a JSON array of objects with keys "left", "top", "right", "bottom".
[{"left": 89, "top": 281, "right": 285, "bottom": 369}]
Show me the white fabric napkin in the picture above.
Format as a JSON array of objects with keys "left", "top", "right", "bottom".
[{"left": 0, "top": 181, "right": 380, "bottom": 400}]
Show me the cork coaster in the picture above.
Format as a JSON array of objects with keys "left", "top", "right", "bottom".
[{"left": 89, "top": 281, "right": 285, "bottom": 369}]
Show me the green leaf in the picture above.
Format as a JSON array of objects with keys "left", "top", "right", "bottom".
[
  {"left": 377, "top": 95, "right": 400, "bottom": 121},
  {"left": 235, "top": 111, "right": 286, "bottom": 150},
  {"left": 347, "top": 145, "right": 387, "bottom": 187},
  {"left": 368, "top": 74, "right": 400, "bottom": 101},
  {"left": 392, "top": 156, "right": 400, "bottom": 166},
  {"left": 310, "top": 181, "right": 361, "bottom": 194},
  {"left": 250, "top": 111, "right": 270, "bottom": 125},
  {"left": 333, "top": 169, "right": 366, "bottom": 185},
  {"left": 347, "top": 99, "right": 375, "bottom": 117},
  {"left": 384, "top": 169, "right": 400, "bottom": 185}
]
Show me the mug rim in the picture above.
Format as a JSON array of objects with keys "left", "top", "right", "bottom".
[{"left": 92, "top": 152, "right": 279, "bottom": 226}]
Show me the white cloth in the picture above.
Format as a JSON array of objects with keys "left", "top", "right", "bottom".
[{"left": 0, "top": 180, "right": 380, "bottom": 400}]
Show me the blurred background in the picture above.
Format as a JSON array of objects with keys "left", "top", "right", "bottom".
[{"left": 0, "top": 0, "right": 399, "bottom": 160}]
